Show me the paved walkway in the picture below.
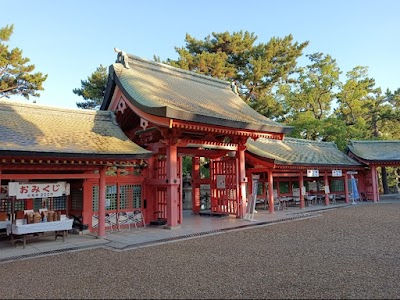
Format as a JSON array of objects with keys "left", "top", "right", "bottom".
[{"left": 0, "top": 195, "right": 398, "bottom": 264}]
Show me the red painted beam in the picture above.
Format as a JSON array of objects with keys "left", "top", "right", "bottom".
[{"left": 2, "top": 173, "right": 100, "bottom": 180}]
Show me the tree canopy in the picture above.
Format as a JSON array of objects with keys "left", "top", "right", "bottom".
[
  {"left": 162, "top": 31, "right": 400, "bottom": 188},
  {"left": 165, "top": 31, "right": 309, "bottom": 119},
  {"left": 73, "top": 64, "right": 108, "bottom": 109},
  {"left": 0, "top": 24, "right": 48, "bottom": 100}
]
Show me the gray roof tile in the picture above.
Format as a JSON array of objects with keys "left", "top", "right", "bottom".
[
  {"left": 105, "top": 53, "right": 292, "bottom": 134},
  {"left": 0, "top": 100, "right": 152, "bottom": 158},
  {"left": 347, "top": 140, "right": 400, "bottom": 161},
  {"left": 246, "top": 137, "right": 363, "bottom": 167}
]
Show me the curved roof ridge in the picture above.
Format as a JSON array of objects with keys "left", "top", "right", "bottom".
[
  {"left": 347, "top": 139, "right": 400, "bottom": 161},
  {"left": 246, "top": 137, "right": 362, "bottom": 167},
  {"left": 349, "top": 139, "right": 400, "bottom": 144},
  {"left": 0, "top": 100, "right": 151, "bottom": 158},
  {"left": 104, "top": 53, "right": 293, "bottom": 134},
  {"left": 284, "top": 137, "right": 337, "bottom": 148},
  {"left": 0, "top": 99, "right": 110, "bottom": 116},
  {"left": 120, "top": 51, "right": 232, "bottom": 89}
]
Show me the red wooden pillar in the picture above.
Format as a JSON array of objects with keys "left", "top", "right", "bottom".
[
  {"left": 98, "top": 167, "right": 106, "bottom": 238},
  {"left": 238, "top": 143, "right": 247, "bottom": 218},
  {"left": 192, "top": 157, "right": 200, "bottom": 214},
  {"left": 145, "top": 152, "right": 156, "bottom": 223},
  {"left": 177, "top": 155, "right": 182, "bottom": 224},
  {"left": 371, "top": 165, "right": 379, "bottom": 202},
  {"left": 25, "top": 199, "right": 34, "bottom": 210},
  {"left": 166, "top": 142, "right": 179, "bottom": 227},
  {"left": 268, "top": 170, "right": 275, "bottom": 214},
  {"left": 324, "top": 172, "right": 330, "bottom": 206},
  {"left": 344, "top": 172, "right": 350, "bottom": 203},
  {"left": 82, "top": 178, "right": 92, "bottom": 228},
  {"left": 299, "top": 172, "right": 305, "bottom": 209}
]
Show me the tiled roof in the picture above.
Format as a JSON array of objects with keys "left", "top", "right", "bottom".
[
  {"left": 246, "top": 137, "right": 363, "bottom": 167},
  {"left": 0, "top": 100, "right": 152, "bottom": 159},
  {"left": 346, "top": 140, "right": 400, "bottom": 162},
  {"left": 103, "top": 51, "right": 292, "bottom": 134}
]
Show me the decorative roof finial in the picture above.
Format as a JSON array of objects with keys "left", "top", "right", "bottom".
[
  {"left": 114, "top": 47, "right": 130, "bottom": 69},
  {"left": 231, "top": 81, "right": 238, "bottom": 94}
]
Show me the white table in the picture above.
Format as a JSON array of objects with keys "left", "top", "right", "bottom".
[
  {"left": 0, "top": 220, "right": 11, "bottom": 230},
  {"left": 7, "top": 219, "right": 73, "bottom": 248},
  {"left": 305, "top": 195, "right": 316, "bottom": 206},
  {"left": 279, "top": 197, "right": 293, "bottom": 210}
]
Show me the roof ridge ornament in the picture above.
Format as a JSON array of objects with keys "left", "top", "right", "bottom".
[
  {"left": 114, "top": 47, "right": 130, "bottom": 69},
  {"left": 231, "top": 81, "right": 238, "bottom": 94}
]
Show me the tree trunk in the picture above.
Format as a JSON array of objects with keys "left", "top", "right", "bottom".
[{"left": 381, "top": 167, "right": 390, "bottom": 194}]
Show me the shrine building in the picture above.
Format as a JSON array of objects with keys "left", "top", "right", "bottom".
[{"left": 1, "top": 49, "right": 399, "bottom": 238}]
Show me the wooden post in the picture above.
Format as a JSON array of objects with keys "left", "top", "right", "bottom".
[
  {"left": 324, "top": 171, "right": 330, "bottom": 206},
  {"left": 192, "top": 157, "right": 200, "bottom": 214},
  {"left": 98, "top": 166, "right": 106, "bottom": 238},
  {"left": 82, "top": 177, "right": 92, "bottom": 229},
  {"left": 238, "top": 143, "right": 247, "bottom": 219},
  {"left": 166, "top": 142, "right": 179, "bottom": 227},
  {"left": 371, "top": 166, "right": 379, "bottom": 202},
  {"left": 344, "top": 172, "right": 350, "bottom": 203},
  {"left": 299, "top": 172, "right": 305, "bottom": 209},
  {"left": 268, "top": 170, "right": 274, "bottom": 214}
]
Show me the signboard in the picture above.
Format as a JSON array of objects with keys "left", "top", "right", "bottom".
[
  {"left": 324, "top": 185, "right": 330, "bottom": 194},
  {"left": 244, "top": 177, "right": 258, "bottom": 221},
  {"left": 347, "top": 171, "right": 358, "bottom": 175},
  {"left": 332, "top": 170, "right": 342, "bottom": 177},
  {"left": 307, "top": 169, "right": 319, "bottom": 177},
  {"left": 216, "top": 175, "right": 226, "bottom": 189},
  {"left": 8, "top": 182, "right": 68, "bottom": 199}
]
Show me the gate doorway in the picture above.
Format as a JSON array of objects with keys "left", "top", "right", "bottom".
[{"left": 210, "top": 158, "right": 238, "bottom": 216}]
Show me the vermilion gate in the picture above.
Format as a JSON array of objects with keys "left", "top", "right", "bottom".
[{"left": 210, "top": 158, "right": 238, "bottom": 216}]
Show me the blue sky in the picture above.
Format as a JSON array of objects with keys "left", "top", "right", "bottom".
[{"left": 2, "top": 0, "right": 399, "bottom": 109}]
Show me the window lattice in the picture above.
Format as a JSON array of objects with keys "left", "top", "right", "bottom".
[
  {"left": 106, "top": 185, "right": 117, "bottom": 210},
  {"left": 119, "top": 184, "right": 142, "bottom": 209},
  {"left": 133, "top": 185, "right": 142, "bottom": 208},
  {"left": 33, "top": 198, "right": 42, "bottom": 211},
  {"left": 71, "top": 188, "right": 83, "bottom": 210},
  {"left": 330, "top": 179, "right": 345, "bottom": 192},
  {"left": 279, "top": 181, "right": 290, "bottom": 194},
  {"left": 52, "top": 196, "right": 67, "bottom": 210},
  {"left": 92, "top": 184, "right": 142, "bottom": 211},
  {"left": 14, "top": 200, "right": 25, "bottom": 212},
  {"left": 92, "top": 186, "right": 99, "bottom": 212},
  {"left": 0, "top": 199, "right": 25, "bottom": 214},
  {"left": 33, "top": 196, "right": 67, "bottom": 211}
]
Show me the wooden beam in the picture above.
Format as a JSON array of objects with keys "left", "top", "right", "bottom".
[{"left": 2, "top": 173, "right": 100, "bottom": 180}]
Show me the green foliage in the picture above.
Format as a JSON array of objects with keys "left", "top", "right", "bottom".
[
  {"left": 182, "top": 156, "right": 192, "bottom": 176},
  {"left": 182, "top": 156, "right": 210, "bottom": 178},
  {"left": 165, "top": 30, "right": 400, "bottom": 159},
  {"left": 0, "top": 24, "right": 47, "bottom": 100},
  {"left": 73, "top": 65, "right": 107, "bottom": 109},
  {"left": 165, "top": 31, "right": 308, "bottom": 119}
]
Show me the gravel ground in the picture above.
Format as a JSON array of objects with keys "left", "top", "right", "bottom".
[{"left": 0, "top": 203, "right": 399, "bottom": 299}]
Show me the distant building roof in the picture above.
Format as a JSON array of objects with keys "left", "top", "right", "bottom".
[
  {"left": 346, "top": 140, "right": 400, "bottom": 163},
  {"left": 102, "top": 51, "right": 292, "bottom": 135},
  {"left": 246, "top": 137, "right": 363, "bottom": 168},
  {"left": 0, "top": 100, "right": 152, "bottom": 159}
]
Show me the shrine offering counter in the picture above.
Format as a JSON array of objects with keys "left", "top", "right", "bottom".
[
  {"left": 7, "top": 219, "right": 73, "bottom": 248},
  {"left": 0, "top": 220, "right": 11, "bottom": 230}
]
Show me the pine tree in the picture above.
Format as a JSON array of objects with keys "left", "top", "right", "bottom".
[
  {"left": 73, "top": 65, "right": 108, "bottom": 109},
  {"left": 0, "top": 24, "right": 47, "bottom": 99}
]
